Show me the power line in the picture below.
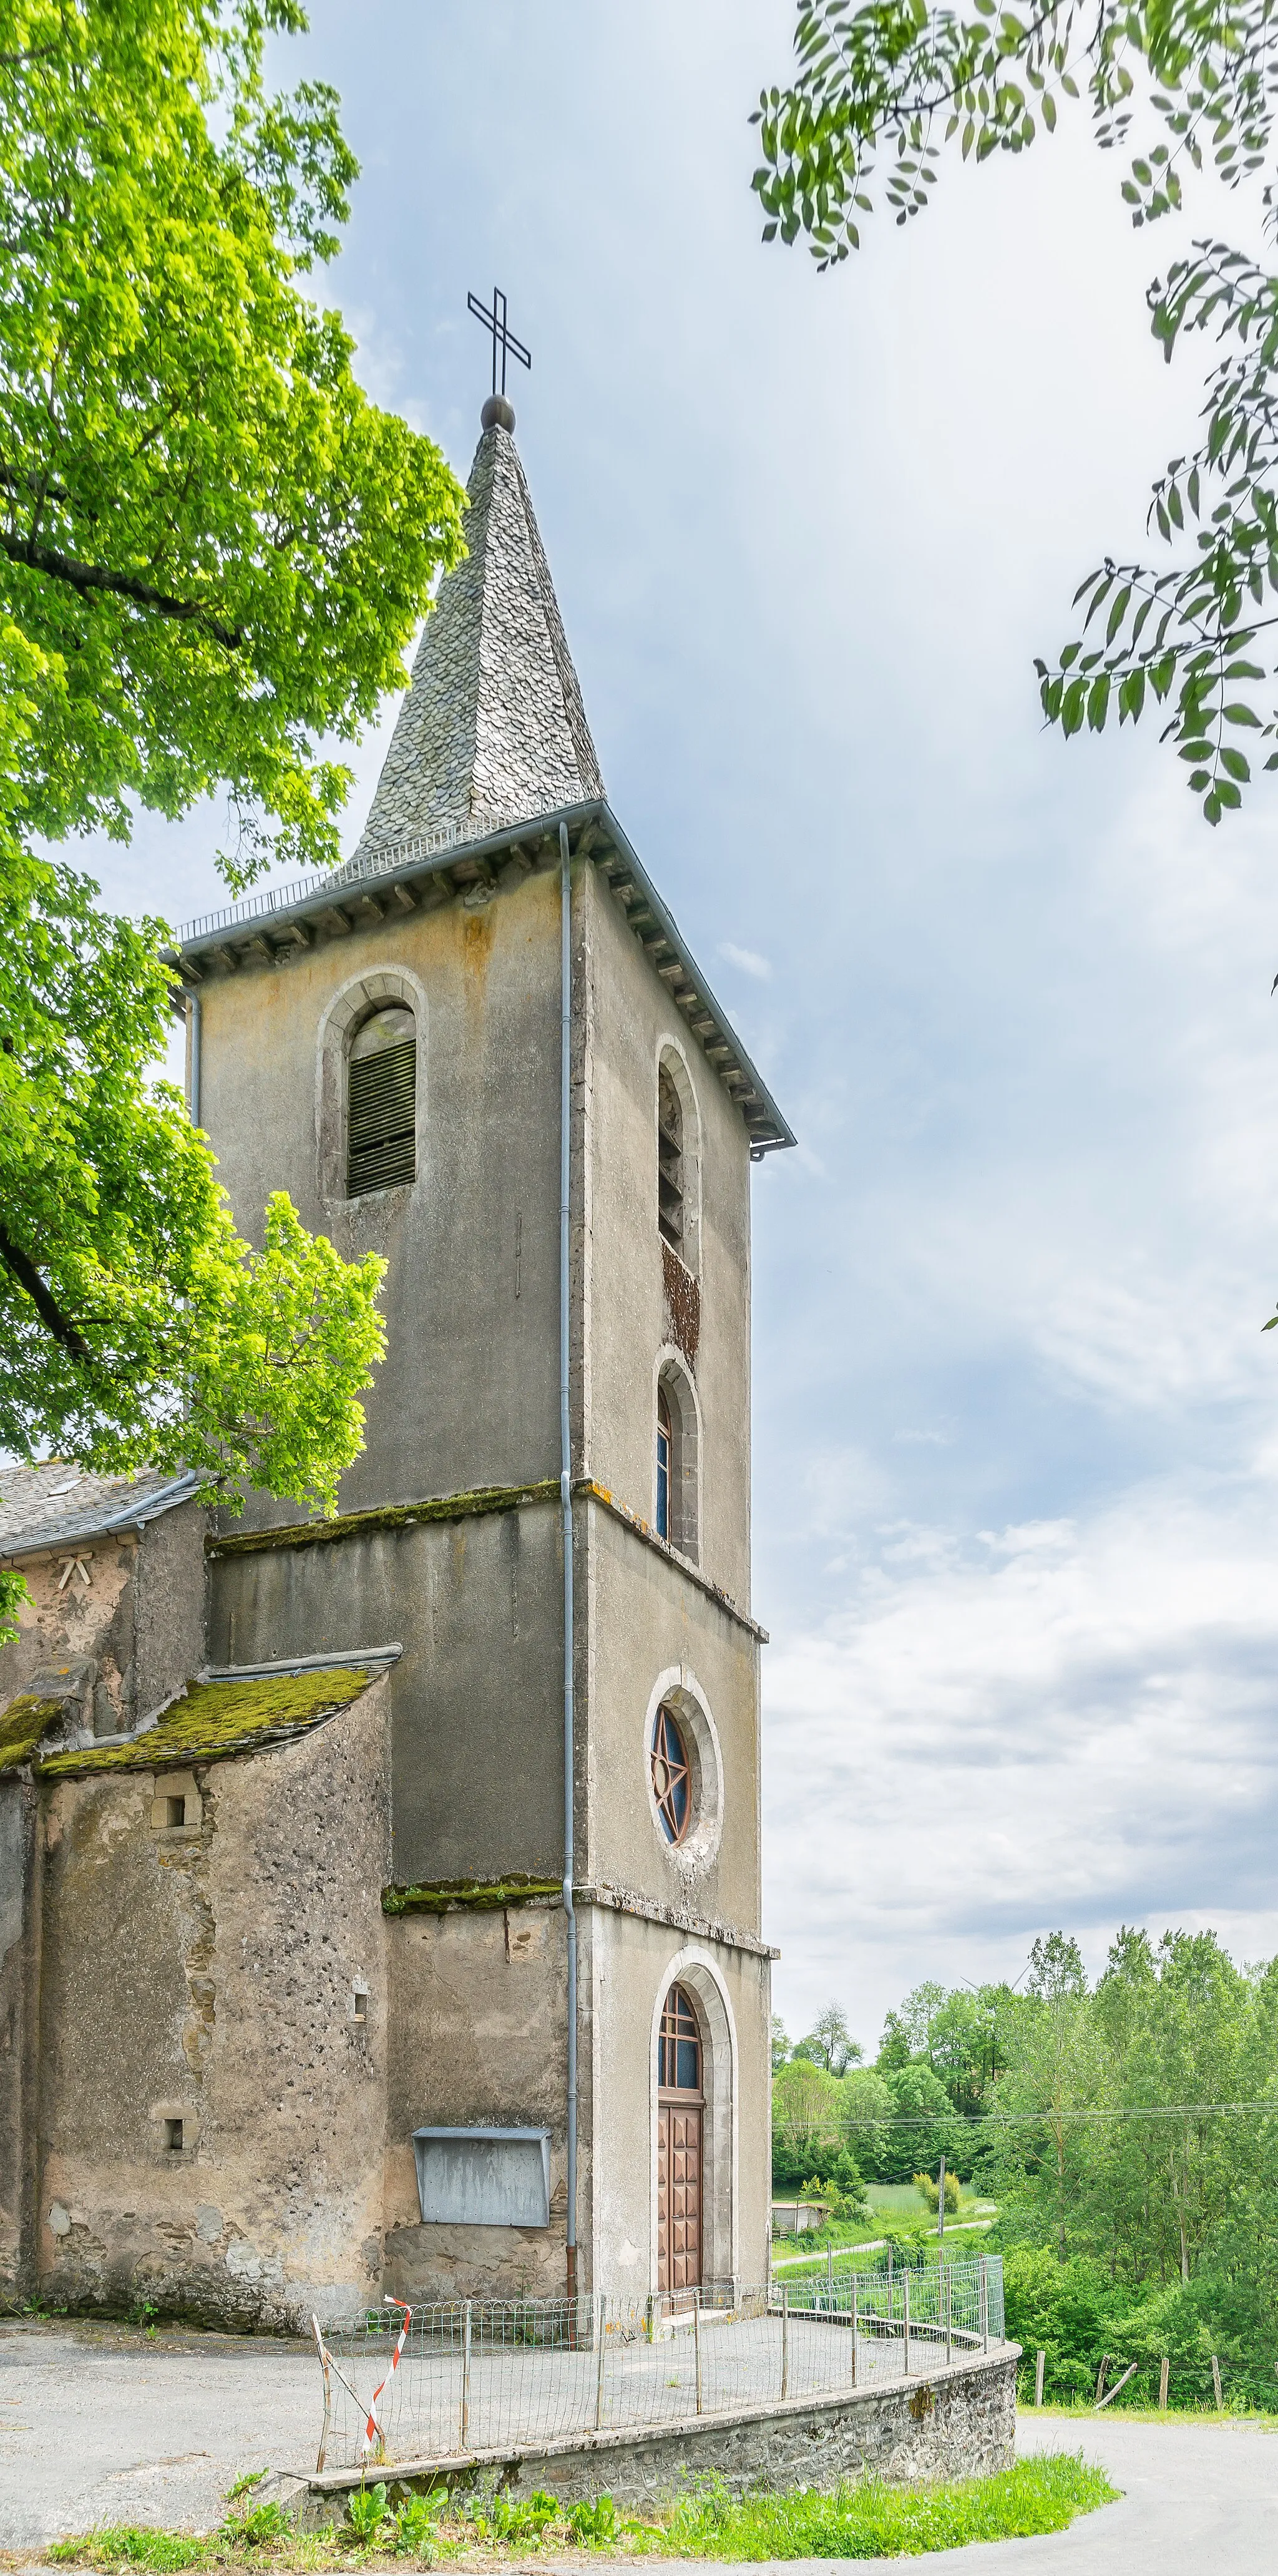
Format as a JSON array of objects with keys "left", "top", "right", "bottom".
[{"left": 778, "top": 2099, "right": 1278, "bottom": 2131}]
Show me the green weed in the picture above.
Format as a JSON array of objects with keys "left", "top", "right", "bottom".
[
  {"left": 463, "top": 2481, "right": 560, "bottom": 2547},
  {"left": 344, "top": 2484, "right": 389, "bottom": 2546},
  {"left": 235, "top": 2506, "right": 293, "bottom": 2548},
  {"left": 660, "top": 2452, "right": 1116, "bottom": 2557},
  {"left": 388, "top": 2492, "right": 444, "bottom": 2559}
]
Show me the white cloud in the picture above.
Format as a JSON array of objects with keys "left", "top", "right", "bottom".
[
  {"left": 764, "top": 1475, "right": 1278, "bottom": 2044},
  {"left": 719, "top": 941, "right": 772, "bottom": 981}
]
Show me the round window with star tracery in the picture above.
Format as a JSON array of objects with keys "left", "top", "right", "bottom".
[{"left": 650, "top": 1702, "right": 692, "bottom": 1845}]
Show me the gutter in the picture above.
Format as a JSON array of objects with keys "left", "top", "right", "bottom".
[
  {"left": 559, "top": 818, "right": 578, "bottom": 2304},
  {"left": 188, "top": 988, "right": 202, "bottom": 1127}
]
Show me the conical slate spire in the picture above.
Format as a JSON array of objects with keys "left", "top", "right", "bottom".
[{"left": 353, "top": 420, "right": 604, "bottom": 862}]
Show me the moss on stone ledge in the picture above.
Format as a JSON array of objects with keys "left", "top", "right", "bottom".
[
  {"left": 207, "top": 1479, "right": 560, "bottom": 1558},
  {"left": 0, "top": 1696, "right": 64, "bottom": 1775},
  {"left": 383, "top": 1874, "right": 561, "bottom": 1916},
  {"left": 37, "top": 1666, "right": 374, "bottom": 1779}
]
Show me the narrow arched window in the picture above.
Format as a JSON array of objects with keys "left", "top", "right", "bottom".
[
  {"left": 656, "top": 1384, "right": 672, "bottom": 1540},
  {"left": 348, "top": 1007, "right": 416, "bottom": 1195},
  {"left": 657, "top": 1063, "right": 684, "bottom": 1250},
  {"left": 656, "top": 1363, "right": 698, "bottom": 1562}
]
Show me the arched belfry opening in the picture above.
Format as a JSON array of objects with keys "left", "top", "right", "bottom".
[
  {"left": 656, "top": 1061, "right": 685, "bottom": 1253},
  {"left": 656, "top": 1981, "right": 703, "bottom": 2294},
  {"left": 348, "top": 1005, "right": 416, "bottom": 1195}
]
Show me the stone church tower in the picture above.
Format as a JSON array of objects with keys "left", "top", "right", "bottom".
[{"left": 0, "top": 397, "right": 793, "bottom": 2327}]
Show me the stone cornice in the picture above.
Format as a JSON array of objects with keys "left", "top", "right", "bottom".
[
  {"left": 576, "top": 1879, "right": 779, "bottom": 1961},
  {"left": 205, "top": 1477, "right": 768, "bottom": 1643}
]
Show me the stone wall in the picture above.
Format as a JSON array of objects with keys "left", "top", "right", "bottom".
[
  {"left": 300, "top": 2349, "right": 1018, "bottom": 2520},
  {"left": 383, "top": 1900, "right": 570, "bottom": 2305},
  {"left": 30, "top": 1675, "right": 391, "bottom": 2331},
  {"left": 0, "top": 1505, "right": 205, "bottom": 1741}
]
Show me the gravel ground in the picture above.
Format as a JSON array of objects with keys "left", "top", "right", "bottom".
[{"left": 1, "top": 2319, "right": 1276, "bottom": 2568}]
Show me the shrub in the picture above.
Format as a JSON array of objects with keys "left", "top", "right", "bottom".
[{"left": 914, "top": 2169, "right": 961, "bottom": 2212}]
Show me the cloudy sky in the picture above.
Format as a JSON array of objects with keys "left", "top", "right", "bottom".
[{"left": 87, "top": 2, "right": 1278, "bottom": 2048}]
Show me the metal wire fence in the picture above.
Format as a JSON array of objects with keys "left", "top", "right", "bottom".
[{"left": 311, "top": 2254, "right": 1006, "bottom": 2472}]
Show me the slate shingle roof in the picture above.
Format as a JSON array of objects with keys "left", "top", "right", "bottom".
[
  {"left": 353, "top": 421, "right": 605, "bottom": 862},
  {"left": 0, "top": 1463, "right": 200, "bottom": 1560}
]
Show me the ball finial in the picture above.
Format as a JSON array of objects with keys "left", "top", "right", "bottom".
[{"left": 481, "top": 393, "right": 516, "bottom": 432}]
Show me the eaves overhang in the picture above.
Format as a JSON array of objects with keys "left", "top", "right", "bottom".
[{"left": 164, "top": 800, "right": 796, "bottom": 1159}]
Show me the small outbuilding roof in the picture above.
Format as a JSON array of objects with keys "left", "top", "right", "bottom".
[
  {"left": 0, "top": 1464, "right": 201, "bottom": 1562},
  {"left": 2, "top": 1652, "right": 398, "bottom": 1780}
]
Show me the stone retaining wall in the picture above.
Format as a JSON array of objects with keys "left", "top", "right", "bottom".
[{"left": 297, "top": 2345, "right": 1019, "bottom": 2520}]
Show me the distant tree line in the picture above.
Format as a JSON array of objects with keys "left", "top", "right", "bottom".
[{"left": 775, "top": 1928, "right": 1278, "bottom": 2403}]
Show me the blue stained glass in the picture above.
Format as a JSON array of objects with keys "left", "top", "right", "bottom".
[{"left": 656, "top": 1422, "right": 670, "bottom": 1540}]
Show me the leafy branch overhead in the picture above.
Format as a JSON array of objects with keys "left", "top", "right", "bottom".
[
  {"left": 754, "top": 0, "right": 1278, "bottom": 820},
  {"left": 0, "top": 0, "right": 466, "bottom": 886},
  {"left": 0, "top": 1, "right": 470, "bottom": 1641}
]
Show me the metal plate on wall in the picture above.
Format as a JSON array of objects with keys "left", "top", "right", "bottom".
[{"left": 411, "top": 2126, "right": 551, "bottom": 2228}]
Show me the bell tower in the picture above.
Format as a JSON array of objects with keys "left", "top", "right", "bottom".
[{"left": 174, "top": 385, "right": 794, "bottom": 2305}]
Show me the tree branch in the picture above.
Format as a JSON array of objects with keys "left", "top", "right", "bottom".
[
  {"left": 0, "top": 1221, "right": 91, "bottom": 1361},
  {"left": 0, "top": 461, "right": 74, "bottom": 507},
  {"left": 0, "top": 531, "right": 243, "bottom": 648}
]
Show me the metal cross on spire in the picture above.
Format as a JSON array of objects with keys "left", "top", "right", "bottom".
[{"left": 467, "top": 286, "right": 532, "bottom": 402}]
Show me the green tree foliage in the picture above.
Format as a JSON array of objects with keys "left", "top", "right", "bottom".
[
  {"left": 985, "top": 1934, "right": 1102, "bottom": 2258},
  {"left": 988, "top": 1927, "right": 1278, "bottom": 2397},
  {"left": 0, "top": 832, "right": 388, "bottom": 1645},
  {"left": 772, "top": 2056, "right": 844, "bottom": 2185},
  {"left": 793, "top": 2000, "right": 864, "bottom": 2074},
  {"left": 753, "top": 0, "right": 1278, "bottom": 823},
  {"left": 0, "top": 1, "right": 469, "bottom": 1644},
  {"left": 990, "top": 1928, "right": 1274, "bottom": 2287},
  {"left": 0, "top": 0, "right": 466, "bottom": 882},
  {"left": 876, "top": 2059, "right": 966, "bottom": 2182}
]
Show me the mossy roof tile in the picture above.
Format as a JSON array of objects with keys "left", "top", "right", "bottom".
[
  {"left": 34, "top": 1666, "right": 374, "bottom": 1779},
  {"left": 0, "top": 1696, "right": 64, "bottom": 1774}
]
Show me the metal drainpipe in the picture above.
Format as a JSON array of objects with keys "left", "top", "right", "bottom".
[
  {"left": 559, "top": 818, "right": 577, "bottom": 2305},
  {"left": 187, "top": 989, "right": 202, "bottom": 1127}
]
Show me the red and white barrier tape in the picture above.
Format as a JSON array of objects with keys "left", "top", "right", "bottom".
[{"left": 360, "top": 2297, "right": 413, "bottom": 2461}]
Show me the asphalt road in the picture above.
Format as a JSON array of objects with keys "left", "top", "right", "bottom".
[
  {"left": 1, "top": 2320, "right": 1275, "bottom": 2568},
  {"left": 0, "top": 2320, "right": 318, "bottom": 2550}
]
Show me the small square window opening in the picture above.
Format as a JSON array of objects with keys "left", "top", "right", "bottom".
[
  {"left": 166, "top": 1796, "right": 186, "bottom": 1829},
  {"left": 164, "top": 2117, "right": 183, "bottom": 2152},
  {"left": 352, "top": 1986, "right": 368, "bottom": 2023}
]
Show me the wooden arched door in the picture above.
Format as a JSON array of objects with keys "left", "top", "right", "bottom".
[{"left": 656, "top": 1982, "right": 703, "bottom": 2294}]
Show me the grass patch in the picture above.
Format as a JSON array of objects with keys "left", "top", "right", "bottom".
[
  {"left": 776, "top": 2221, "right": 995, "bottom": 2275},
  {"left": 33, "top": 2453, "right": 1116, "bottom": 2566},
  {"left": 660, "top": 2454, "right": 1117, "bottom": 2557},
  {"left": 48, "top": 2539, "right": 210, "bottom": 2570},
  {"left": 1025, "top": 2395, "right": 1278, "bottom": 2426}
]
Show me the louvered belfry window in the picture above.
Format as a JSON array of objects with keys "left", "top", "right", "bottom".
[
  {"left": 348, "top": 1006, "right": 417, "bottom": 1196},
  {"left": 657, "top": 1062, "right": 684, "bottom": 1250}
]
